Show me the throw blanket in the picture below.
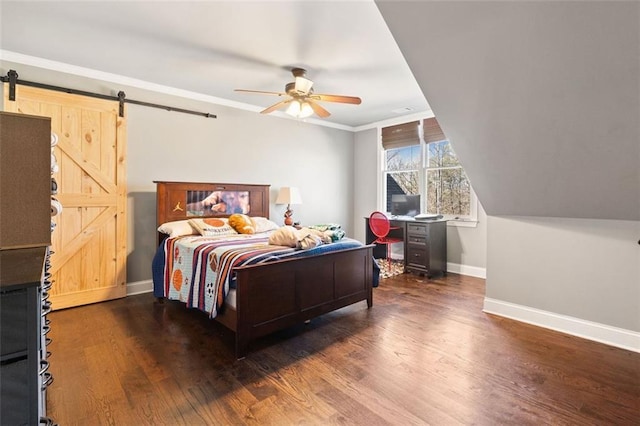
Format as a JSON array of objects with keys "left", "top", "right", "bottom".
[
  {"left": 163, "top": 234, "right": 295, "bottom": 318},
  {"left": 269, "top": 224, "right": 346, "bottom": 248},
  {"left": 307, "top": 223, "right": 346, "bottom": 242},
  {"left": 268, "top": 226, "right": 331, "bottom": 249}
]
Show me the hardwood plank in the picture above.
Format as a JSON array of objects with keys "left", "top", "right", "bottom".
[
  {"left": 46, "top": 273, "right": 640, "bottom": 425},
  {"left": 114, "top": 111, "right": 127, "bottom": 290}
]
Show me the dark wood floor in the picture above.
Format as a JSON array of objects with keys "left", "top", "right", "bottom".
[{"left": 46, "top": 273, "right": 639, "bottom": 425}]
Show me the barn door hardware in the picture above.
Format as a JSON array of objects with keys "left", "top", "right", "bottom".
[
  {"left": 116, "top": 91, "right": 216, "bottom": 119},
  {"left": 1, "top": 70, "right": 217, "bottom": 119},
  {"left": 7, "top": 69, "right": 17, "bottom": 101}
]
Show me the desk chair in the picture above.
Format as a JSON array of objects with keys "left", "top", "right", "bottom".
[{"left": 368, "top": 211, "right": 403, "bottom": 270}]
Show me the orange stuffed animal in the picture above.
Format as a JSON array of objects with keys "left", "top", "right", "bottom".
[{"left": 228, "top": 214, "right": 256, "bottom": 234}]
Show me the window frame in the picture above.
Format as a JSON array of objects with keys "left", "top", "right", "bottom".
[{"left": 378, "top": 117, "right": 478, "bottom": 228}]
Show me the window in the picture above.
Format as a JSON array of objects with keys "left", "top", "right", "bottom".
[
  {"left": 426, "top": 140, "right": 471, "bottom": 217},
  {"left": 384, "top": 144, "right": 420, "bottom": 211},
  {"left": 381, "top": 121, "right": 420, "bottom": 212},
  {"left": 380, "top": 117, "right": 477, "bottom": 225}
]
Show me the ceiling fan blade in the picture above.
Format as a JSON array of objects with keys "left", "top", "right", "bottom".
[
  {"left": 308, "top": 100, "right": 331, "bottom": 118},
  {"left": 312, "top": 94, "right": 362, "bottom": 105},
  {"left": 235, "top": 89, "right": 287, "bottom": 97},
  {"left": 260, "top": 99, "right": 292, "bottom": 114}
]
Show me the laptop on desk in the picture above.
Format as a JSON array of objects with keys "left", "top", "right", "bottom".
[{"left": 414, "top": 213, "right": 443, "bottom": 220}]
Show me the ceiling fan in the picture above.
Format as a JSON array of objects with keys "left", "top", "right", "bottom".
[{"left": 235, "top": 68, "right": 361, "bottom": 119}]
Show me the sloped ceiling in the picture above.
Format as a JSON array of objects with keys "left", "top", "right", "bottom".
[{"left": 376, "top": 1, "right": 639, "bottom": 221}]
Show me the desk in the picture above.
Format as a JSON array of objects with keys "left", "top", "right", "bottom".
[{"left": 365, "top": 217, "right": 447, "bottom": 278}]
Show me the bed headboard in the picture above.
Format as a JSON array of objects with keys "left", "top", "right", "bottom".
[{"left": 154, "top": 180, "right": 270, "bottom": 229}]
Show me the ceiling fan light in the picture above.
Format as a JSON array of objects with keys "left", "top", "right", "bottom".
[
  {"left": 299, "top": 102, "right": 314, "bottom": 118},
  {"left": 286, "top": 100, "right": 301, "bottom": 117},
  {"left": 286, "top": 100, "right": 313, "bottom": 119}
]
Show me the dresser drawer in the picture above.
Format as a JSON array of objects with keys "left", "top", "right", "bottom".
[
  {"left": 407, "top": 247, "right": 428, "bottom": 268},
  {"left": 0, "top": 359, "right": 30, "bottom": 425},
  {"left": 0, "top": 288, "right": 28, "bottom": 357},
  {"left": 407, "top": 234, "right": 427, "bottom": 245},
  {"left": 407, "top": 223, "right": 428, "bottom": 236}
]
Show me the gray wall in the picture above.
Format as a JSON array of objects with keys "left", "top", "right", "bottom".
[
  {"left": 447, "top": 207, "right": 487, "bottom": 270},
  {"left": 127, "top": 100, "right": 355, "bottom": 283},
  {"left": 487, "top": 216, "right": 640, "bottom": 331},
  {"left": 352, "top": 128, "right": 379, "bottom": 243},
  {"left": 377, "top": 1, "right": 640, "bottom": 221},
  {"left": 1, "top": 62, "right": 355, "bottom": 283},
  {"left": 377, "top": 1, "right": 640, "bottom": 336}
]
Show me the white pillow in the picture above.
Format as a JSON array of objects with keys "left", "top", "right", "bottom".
[
  {"left": 251, "top": 217, "right": 280, "bottom": 233},
  {"left": 157, "top": 220, "right": 197, "bottom": 238},
  {"left": 188, "top": 218, "right": 238, "bottom": 237}
]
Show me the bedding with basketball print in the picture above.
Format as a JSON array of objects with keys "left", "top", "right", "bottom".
[{"left": 162, "top": 233, "right": 277, "bottom": 317}]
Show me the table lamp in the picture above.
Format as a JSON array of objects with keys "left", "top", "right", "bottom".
[{"left": 275, "top": 187, "right": 302, "bottom": 226}]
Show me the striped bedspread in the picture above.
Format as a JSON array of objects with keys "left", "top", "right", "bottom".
[{"left": 159, "top": 233, "right": 363, "bottom": 318}]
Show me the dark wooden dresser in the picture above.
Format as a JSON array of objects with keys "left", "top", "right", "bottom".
[
  {"left": 0, "top": 111, "right": 54, "bottom": 425},
  {"left": 0, "top": 248, "right": 49, "bottom": 425}
]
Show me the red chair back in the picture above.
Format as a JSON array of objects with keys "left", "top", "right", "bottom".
[{"left": 369, "top": 211, "right": 391, "bottom": 238}]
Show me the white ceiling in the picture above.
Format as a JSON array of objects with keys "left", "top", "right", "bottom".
[{"left": 0, "top": 0, "right": 430, "bottom": 129}]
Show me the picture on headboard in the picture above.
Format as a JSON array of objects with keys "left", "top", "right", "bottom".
[{"left": 186, "top": 190, "right": 251, "bottom": 216}]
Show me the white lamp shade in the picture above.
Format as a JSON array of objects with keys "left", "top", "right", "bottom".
[
  {"left": 276, "top": 187, "right": 302, "bottom": 205},
  {"left": 286, "top": 100, "right": 301, "bottom": 117},
  {"left": 285, "top": 100, "right": 314, "bottom": 119},
  {"left": 299, "top": 102, "right": 313, "bottom": 118}
]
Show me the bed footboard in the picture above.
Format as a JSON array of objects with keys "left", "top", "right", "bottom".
[{"left": 231, "top": 244, "right": 374, "bottom": 359}]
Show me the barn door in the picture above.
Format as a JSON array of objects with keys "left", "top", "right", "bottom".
[{"left": 3, "top": 84, "right": 127, "bottom": 310}]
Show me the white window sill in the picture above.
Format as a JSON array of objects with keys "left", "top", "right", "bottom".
[{"left": 446, "top": 219, "right": 478, "bottom": 228}]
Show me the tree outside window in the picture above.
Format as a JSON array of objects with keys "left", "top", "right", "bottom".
[{"left": 426, "top": 140, "right": 471, "bottom": 216}]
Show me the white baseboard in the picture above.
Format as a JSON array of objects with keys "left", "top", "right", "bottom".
[
  {"left": 126, "top": 279, "right": 153, "bottom": 296},
  {"left": 483, "top": 297, "right": 640, "bottom": 353},
  {"left": 447, "top": 262, "right": 486, "bottom": 279}
]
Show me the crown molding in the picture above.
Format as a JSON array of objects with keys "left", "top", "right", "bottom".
[{"left": 0, "top": 50, "right": 356, "bottom": 131}]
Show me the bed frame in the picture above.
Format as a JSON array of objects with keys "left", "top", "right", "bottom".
[{"left": 155, "top": 181, "right": 374, "bottom": 359}]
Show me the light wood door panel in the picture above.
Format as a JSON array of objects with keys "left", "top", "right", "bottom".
[{"left": 3, "top": 84, "right": 127, "bottom": 309}]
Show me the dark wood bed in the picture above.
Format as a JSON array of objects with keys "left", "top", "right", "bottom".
[{"left": 154, "top": 181, "right": 374, "bottom": 359}]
